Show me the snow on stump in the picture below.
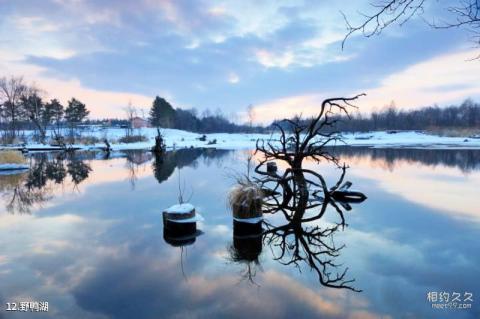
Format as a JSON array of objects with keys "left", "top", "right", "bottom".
[
  {"left": 163, "top": 203, "right": 196, "bottom": 222},
  {"left": 0, "top": 151, "right": 29, "bottom": 173},
  {"left": 162, "top": 203, "right": 203, "bottom": 244}
]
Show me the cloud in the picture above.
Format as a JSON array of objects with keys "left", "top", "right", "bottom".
[
  {"left": 227, "top": 72, "right": 240, "bottom": 84},
  {"left": 0, "top": 51, "right": 156, "bottom": 118},
  {"left": 248, "top": 93, "right": 334, "bottom": 124},
  {"left": 251, "top": 49, "right": 480, "bottom": 123},
  {"left": 15, "top": 16, "right": 61, "bottom": 33},
  {"left": 253, "top": 29, "right": 354, "bottom": 69},
  {"left": 358, "top": 49, "right": 480, "bottom": 110},
  {"left": 1, "top": 0, "right": 476, "bottom": 122}
]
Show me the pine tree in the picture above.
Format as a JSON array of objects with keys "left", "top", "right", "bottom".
[
  {"left": 149, "top": 96, "right": 175, "bottom": 128},
  {"left": 44, "top": 99, "right": 64, "bottom": 135},
  {"left": 65, "top": 98, "right": 89, "bottom": 127}
]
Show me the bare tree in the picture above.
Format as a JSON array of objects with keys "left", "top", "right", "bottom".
[
  {"left": 0, "top": 76, "right": 27, "bottom": 140},
  {"left": 254, "top": 94, "right": 365, "bottom": 224},
  {"left": 262, "top": 206, "right": 359, "bottom": 291},
  {"left": 124, "top": 101, "right": 137, "bottom": 138},
  {"left": 228, "top": 95, "right": 369, "bottom": 291},
  {"left": 21, "top": 85, "right": 48, "bottom": 142},
  {"left": 247, "top": 104, "right": 255, "bottom": 130},
  {"left": 342, "top": 0, "right": 480, "bottom": 57}
]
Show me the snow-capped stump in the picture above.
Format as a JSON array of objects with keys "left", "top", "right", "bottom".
[
  {"left": 0, "top": 150, "right": 29, "bottom": 172},
  {"left": 163, "top": 203, "right": 196, "bottom": 222},
  {"left": 162, "top": 203, "right": 204, "bottom": 245}
]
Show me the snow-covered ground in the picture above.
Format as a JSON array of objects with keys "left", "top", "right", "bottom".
[
  {"left": 1, "top": 128, "right": 480, "bottom": 151},
  {"left": 340, "top": 131, "right": 480, "bottom": 149}
]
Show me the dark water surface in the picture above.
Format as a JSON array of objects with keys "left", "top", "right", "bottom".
[{"left": 0, "top": 148, "right": 479, "bottom": 319}]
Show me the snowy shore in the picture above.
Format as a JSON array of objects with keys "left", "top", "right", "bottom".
[{"left": 1, "top": 128, "right": 480, "bottom": 151}]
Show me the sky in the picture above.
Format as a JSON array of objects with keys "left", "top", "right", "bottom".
[{"left": 1, "top": 0, "right": 480, "bottom": 123}]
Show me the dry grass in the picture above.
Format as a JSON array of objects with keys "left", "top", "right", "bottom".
[
  {"left": 75, "top": 136, "right": 101, "bottom": 145},
  {"left": 228, "top": 178, "right": 263, "bottom": 219},
  {"left": 0, "top": 150, "right": 26, "bottom": 164},
  {"left": 118, "top": 135, "right": 148, "bottom": 144}
]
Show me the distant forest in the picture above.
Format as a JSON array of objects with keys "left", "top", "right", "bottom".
[
  {"left": 273, "top": 99, "right": 480, "bottom": 133},
  {"left": 91, "top": 96, "right": 265, "bottom": 134},
  {"left": 2, "top": 75, "right": 479, "bottom": 137}
]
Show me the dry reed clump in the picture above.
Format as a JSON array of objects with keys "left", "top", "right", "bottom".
[
  {"left": 0, "top": 151, "right": 26, "bottom": 164},
  {"left": 228, "top": 179, "right": 263, "bottom": 219}
]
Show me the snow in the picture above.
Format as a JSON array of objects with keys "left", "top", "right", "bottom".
[
  {"left": 0, "top": 163, "right": 29, "bottom": 171},
  {"left": 233, "top": 216, "right": 263, "bottom": 224},
  {"left": 167, "top": 213, "right": 204, "bottom": 223},
  {"left": 164, "top": 203, "right": 195, "bottom": 214},
  {"left": 336, "top": 131, "right": 480, "bottom": 149},
  {"left": 2, "top": 128, "right": 480, "bottom": 151}
]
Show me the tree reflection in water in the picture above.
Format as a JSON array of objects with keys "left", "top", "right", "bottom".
[
  {"left": 0, "top": 152, "right": 92, "bottom": 214},
  {"left": 229, "top": 96, "right": 368, "bottom": 291},
  {"left": 124, "top": 150, "right": 153, "bottom": 190},
  {"left": 152, "top": 148, "right": 230, "bottom": 184}
]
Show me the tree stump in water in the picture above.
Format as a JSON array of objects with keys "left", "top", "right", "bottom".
[{"left": 162, "top": 203, "right": 203, "bottom": 246}]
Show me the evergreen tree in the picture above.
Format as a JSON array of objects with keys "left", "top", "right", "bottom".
[
  {"left": 149, "top": 96, "right": 175, "bottom": 128},
  {"left": 65, "top": 98, "right": 89, "bottom": 127},
  {"left": 44, "top": 99, "right": 64, "bottom": 136}
]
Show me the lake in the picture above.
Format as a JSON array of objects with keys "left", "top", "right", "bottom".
[{"left": 0, "top": 147, "right": 479, "bottom": 319}]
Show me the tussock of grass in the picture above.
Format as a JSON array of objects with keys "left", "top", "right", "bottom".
[
  {"left": 0, "top": 151, "right": 26, "bottom": 164},
  {"left": 228, "top": 178, "right": 263, "bottom": 219}
]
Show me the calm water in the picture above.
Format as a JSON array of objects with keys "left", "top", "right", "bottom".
[{"left": 0, "top": 148, "right": 479, "bottom": 319}]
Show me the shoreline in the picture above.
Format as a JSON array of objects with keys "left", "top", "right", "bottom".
[{"left": 1, "top": 129, "right": 480, "bottom": 152}]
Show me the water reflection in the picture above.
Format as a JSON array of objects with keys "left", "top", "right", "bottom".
[
  {"left": 0, "top": 147, "right": 478, "bottom": 318},
  {"left": 329, "top": 146, "right": 480, "bottom": 173},
  {"left": 1, "top": 153, "right": 91, "bottom": 214},
  {"left": 153, "top": 148, "right": 230, "bottom": 184},
  {"left": 228, "top": 220, "right": 263, "bottom": 285}
]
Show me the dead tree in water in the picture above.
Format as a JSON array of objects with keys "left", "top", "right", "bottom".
[{"left": 254, "top": 94, "right": 365, "bottom": 225}]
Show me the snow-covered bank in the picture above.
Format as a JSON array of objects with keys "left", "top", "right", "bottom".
[
  {"left": 1, "top": 128, "right": 480, "bottom": 151},
  {"left": 341, "top": 131, "right": 480, "bottom": 149}
]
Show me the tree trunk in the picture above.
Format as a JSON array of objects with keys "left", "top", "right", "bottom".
[{"left": 291, "top": 159, "right": 308, "bottom": 224}]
